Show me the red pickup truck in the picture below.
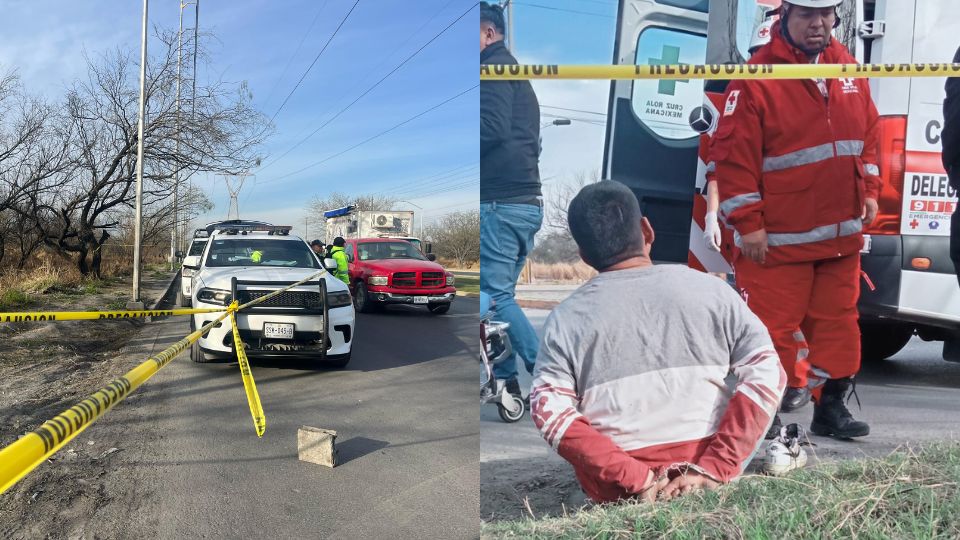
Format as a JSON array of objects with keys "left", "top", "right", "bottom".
[{"left": 343, "top": 238, "right": 456, "bottom": 314}]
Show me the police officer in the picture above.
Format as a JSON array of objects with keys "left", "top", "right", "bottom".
[
  {"left": 309, "top": 239, "right": 325, "bottom": 258},
  {"left": 329, "top": 237, "right": 350, "bottom": 285}
]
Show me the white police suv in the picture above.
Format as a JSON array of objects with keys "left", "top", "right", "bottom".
[{"left": 185, "top": 224, "right": 355, "bottom": 368}]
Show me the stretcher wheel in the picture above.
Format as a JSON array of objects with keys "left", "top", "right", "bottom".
[{"left": 498, "top": 395, "right": 525, "bottom": 423}]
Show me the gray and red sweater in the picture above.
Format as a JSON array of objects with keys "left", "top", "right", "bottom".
[{"left": 530, "top": 265, "right": 785, "bottom": 503}]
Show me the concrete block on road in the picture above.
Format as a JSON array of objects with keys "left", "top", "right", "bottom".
[{"left": 298, "top": 426, "right": 337, "bottom": 468}]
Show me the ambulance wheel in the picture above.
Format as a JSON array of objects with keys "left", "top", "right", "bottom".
[
  {"left": 860, "top": 321, "right": 914, "bottom": 362},
  {"left": 498, "top": 395, "right": 525, "bottom": 423}
]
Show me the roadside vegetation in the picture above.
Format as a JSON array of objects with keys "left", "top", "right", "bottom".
[
  {"left": 455, "top": 275, "right": 479, "bottom": 295},
  {"left": 0, "top": 248, "right": 168, "bottom": 311},
  {"left": 482, "top": 444, "right": 960, "bottom": 539}
]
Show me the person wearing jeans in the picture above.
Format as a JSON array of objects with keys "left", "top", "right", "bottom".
[
  {"left": 481, "top": 3, "right": 543, "bottom": 402},
  {"left": 481, "top": 202, "right": 543, "bottom": 393}
]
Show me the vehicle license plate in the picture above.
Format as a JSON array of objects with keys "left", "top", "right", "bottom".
[
  {"left": 263, "top": 322, "right": 295, "bottom": 339},
  {"left": 413, "top": 296, "right": 429, "bottom": 304}
]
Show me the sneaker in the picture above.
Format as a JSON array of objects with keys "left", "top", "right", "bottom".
[{"left": 762, "top": 423, "right": 808, "bottom": 476}]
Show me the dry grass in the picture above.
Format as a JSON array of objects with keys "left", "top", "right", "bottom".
[
  {"left": 526, "top": 261, "right": 597, "bottom": 284},
  {"left": 0, "top": 245, "right": 168, "bottom": 310}
]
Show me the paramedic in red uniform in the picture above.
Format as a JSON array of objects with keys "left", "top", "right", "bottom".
[{"left": 713, "top": 0, "right": 880, "bottom": 439}]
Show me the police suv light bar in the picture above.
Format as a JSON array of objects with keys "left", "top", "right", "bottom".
[{"left": 218, "top": 224, "right": 293, "bottom": 235}]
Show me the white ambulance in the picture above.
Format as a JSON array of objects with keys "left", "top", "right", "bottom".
[{"left": 603, "top": 0, "right": 960, "bottom": 362}]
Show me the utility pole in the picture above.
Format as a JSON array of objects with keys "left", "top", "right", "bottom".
[
  {"left": 170, "top": 2, "right": 185, "bottom": 271},
  {"left": 504, "top": 0, "right": 514, "bottom": 52},
  {"left": 130, "top": 0, "right": 149, "bottom": 309}
]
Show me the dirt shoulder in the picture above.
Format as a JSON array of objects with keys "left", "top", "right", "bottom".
[{"left": 0, "top": 273, "right": 175, "bottom": 539}]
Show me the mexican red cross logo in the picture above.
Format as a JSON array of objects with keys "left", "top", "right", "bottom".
[
  {"left": 758, "top": 27, "right": 770, "bottom": 38},
  {"left": 724, "top": 90, "right": 740, "bottom": 116},
  {"left": 909, "top": 219, "right": 919, "bottom": 229}
]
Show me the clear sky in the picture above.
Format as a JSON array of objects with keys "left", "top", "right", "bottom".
[
  {"left": 507, "top": 0, "right": 618, "bottom": 223},
  {"left": 0, "top": 0, "right": 479, "bottom": 237}
]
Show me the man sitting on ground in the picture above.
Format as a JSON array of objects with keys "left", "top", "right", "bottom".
[{"left": 531, "top": 181, "right": 787, "bottom": 502}]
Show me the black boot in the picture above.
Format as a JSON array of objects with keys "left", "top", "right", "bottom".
[
  {"left": 810, "top": 378, "right": 869, "bottom": 439},
  {"left": 765, "top": 414, "right": 783, "bottom": 440},
  {"left": 780, "top": 386, "right": 812, "bottom": 412}
]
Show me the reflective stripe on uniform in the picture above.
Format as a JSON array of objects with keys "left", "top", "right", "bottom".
[
  {"left": 720, "top": 192, "right": 762, "bottom": 216},
  {"left": 864, "top": 163, "right": 880, "bottom": 176},
  {"left": 762, "top": 143, "right": 835, "bottom": 172},
  {"left": 705, "top": 161, "right": 716, "bottom": 173},
  {"left": 761, "top": 139, "right": 865, "bottom": 173},
  {"left": 834, "top": 139, "right": 864, "bottom": 157},
  {"left": 734, "top": 217, "right": 863, "bottom": 248}
]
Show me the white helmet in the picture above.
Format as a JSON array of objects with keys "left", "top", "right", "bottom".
[
  {"left": 748, "top": 11, "right": 780, "bottom": 54},
  {"left": 783, "top": 0, "right": 843, "bottom": 7}
]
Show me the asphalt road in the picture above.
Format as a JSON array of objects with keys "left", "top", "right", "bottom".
[
  {"left": 483, "top": 308, "right": 960, "bottom": 484},
  {"left": 106, "top": 296, "right": 479, "bottom": 538}
]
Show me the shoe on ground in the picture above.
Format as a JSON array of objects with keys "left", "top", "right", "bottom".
[
  {"left": 762, "top": 423, "right": 808, "bottom": 476},
  {"left": 765, "top": 414, "right": 783, "bottom": 440},
  {"left": 810, "top": 377, "right": 870, "bottom": 439},
  {"left": 780, "top": 386, "right": 812, "bottom": 413}
]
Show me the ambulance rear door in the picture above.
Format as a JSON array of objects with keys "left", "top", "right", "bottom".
[{"left": 603, "top": 1, "right": 709, "bottom": 263}]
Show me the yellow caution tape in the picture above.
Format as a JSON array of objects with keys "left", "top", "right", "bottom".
[
  {"left": 229, "top": 306, "right": 265, "bottom": 438},
  {"left": 0, "top": 268, "right": 332, "bottom": 494},
  {"left": 480, "top": 62, "right": 960, "bottom": 81},
  {"left": 0, "top": 307, "right": 226, "bottom": 323},
  {"left": 0, "top": 307, "right": 235, "bottom": 495}
]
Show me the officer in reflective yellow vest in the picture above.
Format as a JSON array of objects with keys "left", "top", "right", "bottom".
[{"left": 329, "top": 237, "right": 350, "bottom": 285}]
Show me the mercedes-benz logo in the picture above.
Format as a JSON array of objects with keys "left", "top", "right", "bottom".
[{"left": 688, "top": 105, "right": 715, "bottom": 134}]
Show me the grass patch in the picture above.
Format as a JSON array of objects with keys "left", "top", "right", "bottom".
[
  {"left": 0, "top": 288, "right": 35, "bottom": 311},
  {"left": 482, "top": 444, "right": 960, "bottom": 539},
  {"left": 456, "top": 275, "right": 479, "bottom": 295}
]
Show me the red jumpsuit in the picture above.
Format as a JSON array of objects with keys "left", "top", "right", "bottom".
[{"left": 712, "top": 23, "right": 882, "bottom": 393}]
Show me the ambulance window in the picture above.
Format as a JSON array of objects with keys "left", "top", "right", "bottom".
[
  {"left": 654, "top": 0, "right": 708, "bottom": 13},
  {"left": 630, "top": 27, "right": 706, "bottom": 140}
]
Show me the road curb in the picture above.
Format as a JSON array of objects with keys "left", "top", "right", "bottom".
[
  {"left": 517, "top": 299, "right": 560, "bottom": 310},
  {"left": 152, "top": 271, "right": 180, "bottom": 310}
]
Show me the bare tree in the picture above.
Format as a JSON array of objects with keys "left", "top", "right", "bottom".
[
  {"left": 545, "top": 170, "right": 597, "bottom": 232},
  {"left": 423, "top": 210, "right": 480, "bottom": 268},
  {"left": 37, "top": 30, "right": 269, "bottom": 276}
]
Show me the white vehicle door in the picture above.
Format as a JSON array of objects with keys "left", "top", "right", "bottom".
[{"left": 603, "top": 0, "right": 709, "bottom": 263}]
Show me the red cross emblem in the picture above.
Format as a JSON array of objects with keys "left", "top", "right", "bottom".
[
  {"left": 909, "top": 219, "right": 919, "bottom": 229},
  {"left": 759, "top": 27, "right": 770, "bottom": 38}
]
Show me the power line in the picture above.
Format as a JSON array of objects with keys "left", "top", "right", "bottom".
[
  {"left": 387, "top": 173, "right": 480, "bottom": 199},
  {"left": 260, "top": 84, "right": 479, "bottom": 185},
  {"left": 270, "top": 0, "right": 361, "bottom": 122},
  {"left": 377, "top": 163, "right": 480, "bottom": 196},
  {"left": 259, "top": 1, "right": 479, "bottom": 173},
  {"left": 261, "top": 0, "right": 329, "bottom": 108},
  {"left": 541, "top": 104, "right": 607, "bottom": 116},
  {"left": 512, "top": 2, "right": 614, "bottom": 18}
]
